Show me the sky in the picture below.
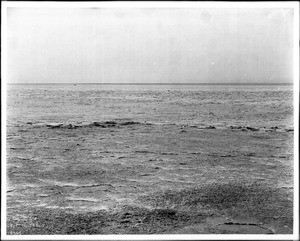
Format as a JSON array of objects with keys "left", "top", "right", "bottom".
[{"left": 6, "top": 7, "right": 295, "bottom": 84}]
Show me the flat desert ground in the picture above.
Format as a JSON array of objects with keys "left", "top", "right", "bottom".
[{"left": 6, "top": 85, "right": 294, "bottom": 234}]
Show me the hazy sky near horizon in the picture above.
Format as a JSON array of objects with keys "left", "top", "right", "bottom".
[{"left": 7, "top": 7, "right": 294, "bottom": 83}]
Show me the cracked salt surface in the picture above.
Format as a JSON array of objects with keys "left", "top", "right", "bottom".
[{"left": 6, "top": 84, "right": 294, "bottom": 234}]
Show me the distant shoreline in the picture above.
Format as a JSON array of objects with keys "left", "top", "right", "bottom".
[{"left": 7, "top": 83, "right": 293, "bottom": 86}]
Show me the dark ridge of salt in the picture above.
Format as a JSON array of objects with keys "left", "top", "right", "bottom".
[
  {"left": 40, "top": 120, "right": 149, "bottom": 129},
  {"left": 17, "top": 121, "right": 292, "bottom": 133}
]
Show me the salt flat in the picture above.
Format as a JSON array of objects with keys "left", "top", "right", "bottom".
[{"left": 6, "top": 84, "right": 294, "bottom": 234}]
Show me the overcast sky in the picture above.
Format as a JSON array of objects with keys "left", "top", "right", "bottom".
[{"left": 7, "top": 7, "right": 294, "bottom": 84}]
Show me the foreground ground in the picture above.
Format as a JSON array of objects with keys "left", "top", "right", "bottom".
[{"left": 6, "top": 121, "right": 293, "bottom": 234}]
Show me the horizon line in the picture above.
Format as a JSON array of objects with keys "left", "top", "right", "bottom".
[{"left": 7, "top": 82, "right": 294, "bottom": 86}]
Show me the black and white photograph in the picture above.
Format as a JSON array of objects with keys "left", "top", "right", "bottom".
[{"left": 1, "top": 1, "right": 299, "bottom": 239}]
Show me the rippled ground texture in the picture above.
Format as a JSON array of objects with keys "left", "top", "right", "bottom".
[{"left": 6, "top": 84, "right": 294, "bottom": 234}]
